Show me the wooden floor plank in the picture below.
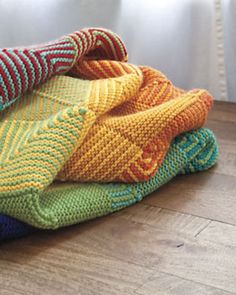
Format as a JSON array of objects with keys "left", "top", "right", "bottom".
[
  {"left": 213, "top": 139, "right": 236, "bottom": 178},
  {"left": 206, "top": 120, "right": 236, "bottom": 141},
  {"left": 143, "top": 171, "right": 236, "bottom": 225},
  {"left": 135, "top": 271, "right": 235, "bottom": 295},
  {"left": 197, "top": 221, "right": 236, "bottom": 247},
  {"left": 2, "top": 212, "right": 236, "bottom": 294},
  {"left": 153, "top": 234, "right": 236, "bottom": 293},
  {"left": 0, "top": 225, "right": 153, "bottom": 295},
  {"left": 2, "top": 211, "right": 235, "bottom": 294},
  {"left": 208, "top": 101, "right": 236, "bottom": 124},
  {"left": 116, "top": 203, "right": 210, "bottom": 237}
]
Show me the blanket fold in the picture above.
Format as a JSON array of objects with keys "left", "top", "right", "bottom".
[{"left": 0, "top": 28, "right": 218, "bottom": 241}]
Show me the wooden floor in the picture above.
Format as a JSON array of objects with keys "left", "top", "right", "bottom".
[{"left": 0, "top": 101, "right": 236, "bottom": 295}]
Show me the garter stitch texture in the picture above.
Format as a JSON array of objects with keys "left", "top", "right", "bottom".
[
  {"left": 0, "top": 60, "right": 212, "bottom": 189},
  {"left": 61, "top": 60, "right": 212, "bottom": 182},
  {"left": 0, "top": 28, "right": 218, "bottom": 240},
  {"left": 0, "top": 128, "right": 218, "bottom": 233},
  {"left": 0, "top": 28, "right": 127, "bottom": 111}
]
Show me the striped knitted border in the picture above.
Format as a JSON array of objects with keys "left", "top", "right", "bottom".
[{"left": 0, "top": 28, "right": 127, "bottom": 111}]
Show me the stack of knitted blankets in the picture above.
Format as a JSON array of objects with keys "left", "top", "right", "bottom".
[{"left": 0, "top": 28, "right": 218, "bottom": 240}]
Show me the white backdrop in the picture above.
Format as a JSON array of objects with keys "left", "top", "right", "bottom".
[{"left": 0, "top": 0, "right": 235, "bottom": 101}]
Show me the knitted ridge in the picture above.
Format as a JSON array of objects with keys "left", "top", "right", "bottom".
[
  {"left": 0, "top": 28, "right": 127, "bottom": 111},
  {"left": 0, "top": 128, "right": 218, "bottom": 235}
]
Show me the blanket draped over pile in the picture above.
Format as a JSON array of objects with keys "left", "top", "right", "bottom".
[{"left": 0, "top": 28, "right": 218, "bottom": 240}]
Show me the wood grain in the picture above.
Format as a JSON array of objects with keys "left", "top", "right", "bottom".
[
  {"left": 136, "top": 272, "right": 234, "bottom": 295},
  {"left": 197, "top": 221, "right": 236, "bottom": 247},
  {"left": 0, "top": 225, "right": 153, "bottom": 295},
  {"left": 155, "top": 235, "right": 236, "bottom": 293},
  {"left": 116, "top": 203, "right": 210, "bottom": 236},
  {"left": 143, "top": 171, "right": 236, "bottom": 224},
  {"left": 1, "top": 101, "right": 236, "bottom": 295}
]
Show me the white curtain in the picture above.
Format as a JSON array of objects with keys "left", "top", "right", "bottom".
[
  {"left": 223, "top": 0, "right": 236, "bottom": 101},
  {"left": 0, "top": 0, "right": 234, "bottom": 101},
  {"left": 116, "top": 0, "right": 232, "bottom": 101}
]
